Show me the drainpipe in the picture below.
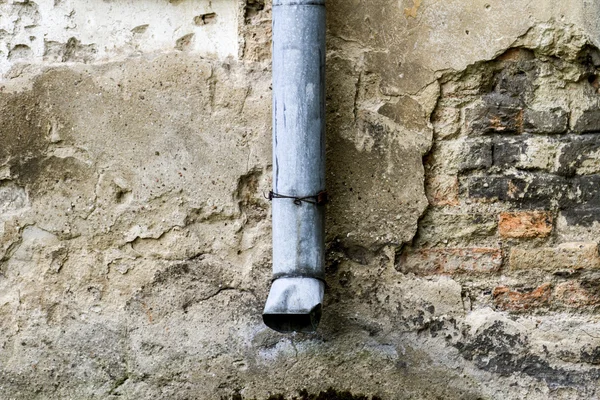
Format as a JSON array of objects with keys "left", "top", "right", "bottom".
[{"left": 262, "top": 0, "right": 326, "bottom": 333}]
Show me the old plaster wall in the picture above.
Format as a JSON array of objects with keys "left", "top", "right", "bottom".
[{"left": 1, "top": 0, "right": 600, "bottom": 399}]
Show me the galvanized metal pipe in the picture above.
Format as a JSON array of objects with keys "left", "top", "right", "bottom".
[{"left": 262, "top": 0, "right": 326, "bottom": 333}]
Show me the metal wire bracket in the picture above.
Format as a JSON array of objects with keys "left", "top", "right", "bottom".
[{"left": 266, "top": 190, "right": 328, "bottom": 206}]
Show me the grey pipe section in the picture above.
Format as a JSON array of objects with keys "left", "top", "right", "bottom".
[{"left": 262, "top": 0, "right": 326, "bottom": 333}]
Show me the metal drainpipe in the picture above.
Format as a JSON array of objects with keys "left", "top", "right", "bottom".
[{"left": 262, "top": 0, "right": 326, "bottom": 333}]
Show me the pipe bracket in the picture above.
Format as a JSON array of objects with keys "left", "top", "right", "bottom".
[
  {"left": 267, "top": 190, "right": 328, "bottom": 206},
  {"left": 272, "top": 273, "right": 326, "bottom": 283}
]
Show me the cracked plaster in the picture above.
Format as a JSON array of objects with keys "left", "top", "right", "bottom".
[{"left": 0, "top": 0, "right": 600, "bottom": 399}]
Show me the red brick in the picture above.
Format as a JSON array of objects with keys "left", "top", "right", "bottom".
[
  {"left": 553, "top": 281, "right": 600, "bottom": 307},
  {"left": 493, "top": 283, "right": 552, "bottom": 311},
  {"left": 499, "top": 211, "right": 553, "bottom": 238},
  {"left": 399, "top": 247, "right": 501, "bottom": 275},
  {"left": 425, "top": 175, "right": 459, "bottom": 206},
  {"left": 509, "top": 242, "right": 600, "bottom": 271}
]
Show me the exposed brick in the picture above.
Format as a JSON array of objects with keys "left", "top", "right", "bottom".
[
  {"left": 499, "top": 211, "right": 553, "bottom": 238},
  {"left": 509, "top": 242, "right": 600, "bottom": 271},
  {"left": 465, "top": 104, "right": 523, "bottom": 135},
  {"left": 467, "top": 176, "right": 510, "bottom": 202},
  {"left": 553, "top": 281, "right": 600, "bottom": 308},
  {"left": 425, "top": 174, "right": 459, "bottom": 206},
  {"left": 493, "top": 136, "right": 558, "bottom": 172},
  {"left": 517, "top": 175, "right": 570, "bottom": 208},
  {"left": 493, "top": 138, "right": 524, "bottom": 169},
  {"left": 561, "top": 207, "right": 600, "bottom": 227},
  {"left": 399, "top": 247, "right": 502, "bottom": 275},
  {"left": 459, "top": 139, "right": 493, "bottom": 172},
  {"left": 523, "top": 108, "right": 568, "bottom": 134},
  {"left": 557, "top": 136, "right": 600, "bottom": 176},
  {"left": 493, "top": 283, "right": 552, "bottom": 311},
  {"left": 573, "top": 175, "right": 600, "bottom": 205},
  {"left": 545, "top": 175, "right": 600, "bottom": 211},
  {"left": 489, "top": 61, "right": 538, "bottom": 103},
  {"left": 467, "top": 174, "right": 569, "bottom": 207},
  {"left": 519, "top": 137, "right": 559, "bottom": 171},
  {"left": 573, "top": 109, "right": 600, "bottom": 133}
]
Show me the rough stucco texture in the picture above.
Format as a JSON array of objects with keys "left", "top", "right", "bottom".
[{"left": 2, "top": 0, "right": 600, "bottom": 399}]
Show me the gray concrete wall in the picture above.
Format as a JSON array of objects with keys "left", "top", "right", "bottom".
[{"left": 1, "top": 0, "right": 600, "bottom": 399}]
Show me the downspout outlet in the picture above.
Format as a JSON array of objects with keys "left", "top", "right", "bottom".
[{"left": 263, "top": 277, "right": 325, "bottom": 333}]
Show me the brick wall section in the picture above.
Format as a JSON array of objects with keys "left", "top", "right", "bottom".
[
  {"left": 425, "top": 175, "right": 459, "bottom": 206},
  {"left": 400, "top": 247, "right": 502, "bottom": 275},
  {"left": 400, "top": 46, "right": 600, "bottom": 314},
  {"left": 509, "top": 243, "right": 600, "bottom": 271},
  {"left": 493, "top": 283, "right": 552, "bottom": 311},
  {"left": 553, "top": 281, "right": 600, "bottom": 307},
  {"left": 499, "top": 211, "right": 553, "bottom": 238},
  {"left": 493, "top": 281, "right": 600, "bottom": 311}
]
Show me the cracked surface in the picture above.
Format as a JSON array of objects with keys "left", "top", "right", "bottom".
[{"left": 1, "top": 0, "right": 600, "bottom": 399}]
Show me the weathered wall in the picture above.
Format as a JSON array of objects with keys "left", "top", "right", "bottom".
[{"left": 1, "top": 0, "right": 600, "bottom": 399}]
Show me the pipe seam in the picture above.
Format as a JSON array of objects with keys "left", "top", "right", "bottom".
[{"left": 271, "top": 273, "right": 326, "bottom": 281}]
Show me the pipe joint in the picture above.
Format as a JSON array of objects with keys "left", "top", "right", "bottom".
[{"left": 272, "top": 272, "right": 326, "bottom": 282}]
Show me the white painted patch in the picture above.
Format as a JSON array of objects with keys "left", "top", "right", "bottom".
[{"left": 0, "top": 0, "right": 238, "bottom": 77}]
